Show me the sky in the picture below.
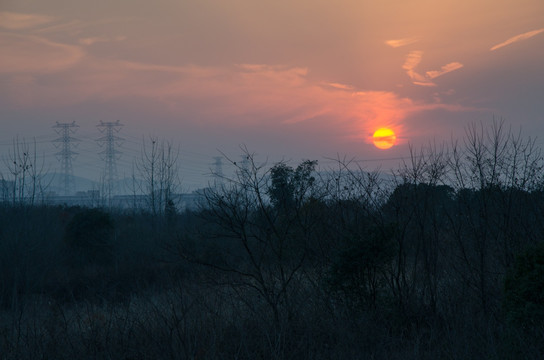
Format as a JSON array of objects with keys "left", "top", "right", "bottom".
[{"left": 1, "top": 0, "right": 543, "bottom": 190}]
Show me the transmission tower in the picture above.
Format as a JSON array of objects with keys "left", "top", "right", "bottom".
[
  {"left": 213, "top": 156, "right": 224, "bottom": 186},
  {"left": 96, "top": 120, "right": 123, "bottom": 198},
  {"left": 52, "top": 121, "right": 79, "bottom": 195},
  {"left": 240, "top": 154, "right": 250, "bottom": 172}
]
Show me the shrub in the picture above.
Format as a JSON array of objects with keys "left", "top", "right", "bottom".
[
  {"left": 328, "top": 224, "right": 397, "bottom": 310},
  {"left": 502, "top": 241, "right": 544, "bottom": 357},
  {"left": 63, "top": 208, "right": 114, "bottom": 263},
  {"left": 503, "top": 241, "right": 544, "bottom": 329}
]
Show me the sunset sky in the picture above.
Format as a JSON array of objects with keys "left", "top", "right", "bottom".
[{"left": 1, "top": 0, "right": 543, "bottom": 189}]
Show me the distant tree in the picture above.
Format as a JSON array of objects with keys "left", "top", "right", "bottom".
[
  {"left": 134, "top": 136, "right": 181, "bottom": 218},
  {"left": 268, "top": 163, "right": 295, "bottom": 211},
  {"left": 268, "top": 160, "right": 317, "bottom": 212},
  {"left": 0, "top": 137, "right": 49, "bottom": 205}
]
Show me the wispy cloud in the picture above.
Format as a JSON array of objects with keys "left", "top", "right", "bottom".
[
  {"left": 0, "top": 11, "right": 54, "bottom": 30},
  {"left": 385, "top": 37, "right": 419, "bottom": 48},
  {"left": 120, "top": 61, "right": 223, "bottom": 78},
  {"left": 34, "top": 20, "right": 83, "bottom": 34},
  {"left": 0, "top": 51, "right": 422, "bottom": 143},
  {"left": 402, "top": 51, "right": 434, "bottom": 86},
  {"left": 79, "top": 35, "right": 126, "bottom": 46},
  {"left": 402, "top": 51, "right": 419, "bottom": 67},
  {"left": 402, "top": 51, "right": 462, "bottom": 86},
  {"left": 0, "top": 33, "right": 84, "bottom": 73},
  {"left": 426, "top": 62, "right": 464, "bottom": 79},
  {"left": 490, "top": 28, "right": 544, "bottom": 51},
  {"left": 412, "top": 81, "right": 437, "bottom": 87},
  {"left": 326, "top": 82, "right": 354, "bottom": 91},
  {"left": 0, "top": 23, "right": 479, "bottom": 148}
]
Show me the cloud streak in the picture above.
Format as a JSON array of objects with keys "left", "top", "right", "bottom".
[
  {"left": 426, "top": 62, "right": 464, "bottom": 79},
  {"left": 0, "top": 33, "right": 84, "bottom": 73},
  {"left": 2, "top": 5, "right": 518, "bottom": 156},
  {"left": 0, "top": 28, "right": 472, "bottom": 145},
  {"left": 326, "top": 82, "right": 354, "bottom": 91},
  {"left": 78, "top": 35, "right": 126, "bottom": 46},
  {"left": 0, "top": 43, "right": 423, "bottom": 144},
  {"left": 490, "top": 28, "right": 544, "bottom": 51},
  {"left": 402, "top": 51, "right": 463, "bottom": 86},
  {"left": 2, "top": 42, "right": 479, "bottom": 150},
  {"left": 385, "top": 37, "right": 419, "bottom": 48},
  {"left": 0, "top": 11, "right": 54, "bottom": 30},
  {"left": 402, "top": 51, "right": 429, "bottom": 83}
]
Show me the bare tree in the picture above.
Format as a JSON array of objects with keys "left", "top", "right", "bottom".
[
  {"left": 445, "top": 119, "right": 544, "bottom": 314},
  {"left": 1, "top": 137, "right": 48, "bottom": 205},
  {"left": 134, "top": 136, "right": 181, "bottom": 217},
  {"left": 184, "top": 148, "right": 320, "bottom": 335}
]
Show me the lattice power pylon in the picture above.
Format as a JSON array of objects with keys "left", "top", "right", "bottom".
[
  {"left": 52, "top": 121, "right": 79, "bottom": 195},
  {"left": 213, "top": 156, "right": 224, "bottom": 186},
  {"left": 240, "top": 154, "right": 250, "bottom": 173},
  {"left": 96, "top": 120, "right": 123, "bottom": 198}
]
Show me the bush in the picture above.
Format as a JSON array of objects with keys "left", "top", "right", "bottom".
[
  {"left": 502, "top": 241, "right": 544, "bottom": 357},
  {"left": 503, "top": 241, "right": 544, "bottom": 329},
  {"left": 63, "top": 208, "right": 114, "bottom": 263},
  {"left": 328, "top": 224, "right": 397, "bottom": 310}
]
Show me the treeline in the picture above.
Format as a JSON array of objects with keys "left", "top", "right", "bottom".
[
  {"left": 0, "top": 136, "right": 181, "bottom": 208},
  {"left": 1, "top": 121, "right": 543, "bottom": 359}
]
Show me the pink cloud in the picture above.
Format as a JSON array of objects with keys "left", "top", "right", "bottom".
[
  {"left": 78, "top": 35, "right": 126, "bottom": 46},
  {"left": 402, "top": 51, "right": 434, "bottom": 86},
  {"left": 327, "top": 82, "right": 355, "bottom": 91},
  {"left": 426, "top": 62, "right": 464, "bottom": 79},
  {"left": 1, "top": 51, "right": 420, "bottom": 144},
  {"left": 490, "top": 28, "right": 544, "bottom": 51},
  {"left": 385, "top": 37, "right": 419, "bottom": 48},
  {"left": 0, "top": 11, "right": 54, "bottom": 30},
  {"left": 0, "top": 33, "right": 84, "bottom": 73},
  {"left": 0, "top": 32, "right": 477, "bottom": 148},
  {"left": 402, "top": 51, "right": 462, "bottom": 86}
]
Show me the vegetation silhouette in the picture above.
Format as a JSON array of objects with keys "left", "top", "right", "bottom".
[{"left": 0, "top": 121, "right": 543, "bottom": 359}]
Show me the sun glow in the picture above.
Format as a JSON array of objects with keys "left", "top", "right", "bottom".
[{"left": 372, "top": 128, "right": 396, "bottom": 149}]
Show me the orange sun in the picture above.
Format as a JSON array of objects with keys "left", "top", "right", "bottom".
[{"left": 372, "top": 128, "right": 396, "bottom": 150}]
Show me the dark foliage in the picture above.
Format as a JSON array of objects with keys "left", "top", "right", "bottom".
[
  {"left": 63, "top": 208, "right": 114, "bottom": 264},
  {"left": 2, "top": 122, "right": 544, "bottom": 358},
  {"left": 329, "top": 224, "right": 397, "bottom": 309},
  {"left": 268, "top": 160, "right": 317, "bottom": 211},
  {"left": 503, "top": 241, "right": 544, "bottom": 329}
]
